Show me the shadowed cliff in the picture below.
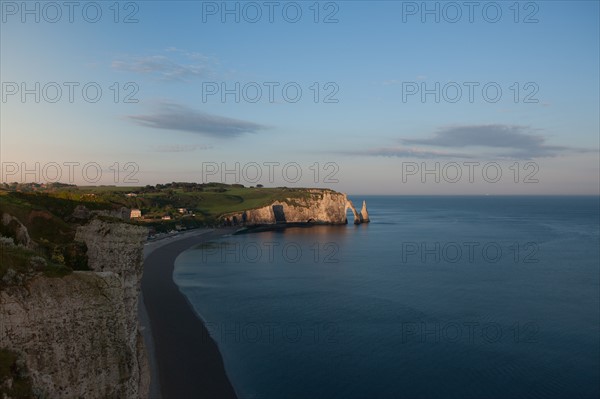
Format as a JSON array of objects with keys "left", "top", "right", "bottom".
[{"left": 0, "top": 200, "right": 150, "bottom": 398}]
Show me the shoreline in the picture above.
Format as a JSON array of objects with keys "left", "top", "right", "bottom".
[
  {"left": 140, "top": 227, "right": 238, "bottom": 399},
  {"left": 140, "top": 228, "right": 220, "bottom": 398}
]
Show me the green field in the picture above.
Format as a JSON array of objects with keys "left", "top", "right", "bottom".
[
  {"left": 0, "top": 183, "right": 335, "bottom": 282},
  {"left": 41, "top": 183, "right": 328, "bottom": 220},
  {"left": 2, "top": 183, "right": 328, "bottom": 218}
]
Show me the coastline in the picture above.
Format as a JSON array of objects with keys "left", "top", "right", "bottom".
[{"left": 140, "top": 228, "right": 238, "bottom": 399}]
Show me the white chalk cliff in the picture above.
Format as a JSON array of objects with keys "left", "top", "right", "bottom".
[
  {"left": 360, "top": 200, "right": 370, "bottom": 223},
  {"left": 0, "top": 219, "right": 150, "bottom": 398},
  {"left": 222, "top": 189, "right": 370, "bottom": 225}
]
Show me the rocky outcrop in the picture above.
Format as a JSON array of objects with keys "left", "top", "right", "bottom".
[
  {"left": 360, "top": 200, "right": 370, "bottom": 223},
  {"left": 345, "top": 199, "right": 371, "bottom": 225},
  {"left": 1, "top": 213, "right": 36, "bottom": 250},
  {"left": 0, "top": 220, "right": 150, "bottom": 398},
  {"left": 222, "top": 189, "right": 370, "bottom": 226},
  {"left": 345, "top": 199, "right": 361, "bottom": 225},
  {"left": 70, "top": 205, "right": 131, "bottom": 221}
]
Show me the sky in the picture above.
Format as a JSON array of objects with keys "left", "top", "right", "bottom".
[{"left": 1, "top": 0, "right": 599, "bottom": 194}]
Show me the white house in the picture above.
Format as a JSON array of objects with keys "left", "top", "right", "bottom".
[{"left": 130, "top": 209, "right": 142, "bottom": 218}]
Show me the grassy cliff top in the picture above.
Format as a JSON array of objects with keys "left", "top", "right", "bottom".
[
  {"left": 0, "top": 183, "right": 339, "bottom": 220},
  {"left": 0, "top": 183, "right": 340, "bottom": 282}
]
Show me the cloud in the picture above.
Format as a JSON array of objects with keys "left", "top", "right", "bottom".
[
  {"left": 342, "top": 147, "right": 475, "bottom": 159},
  {"left": 126, "top": 103, "right": 268, "bottom": 138},
  {"left": 149, "top": 144, "right": 213, "bottom": 152},
  {"left": 400, "top": 124, "right": 589, "bottom": 159},
  {"left": 112, "top": 50, "right": 218, "bottom": 81},
  {"left": 403, "top": 125, "right": 543, "bottom": 148},
  {"left": 345, "top": 124, "right": 594, "bottom": 160}
]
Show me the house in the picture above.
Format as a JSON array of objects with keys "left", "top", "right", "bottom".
[
  {"left": 126, "top": 193, "right": 137, "bottom": 197},
  {"left": 130, "top": 209, "right": 142, "bottom": 218},
  {"left": 161, "top": 215, "right": 171, "bottom": 220},
  {"left": 178, "top": 208, "right": 187, "bottom": 214}
]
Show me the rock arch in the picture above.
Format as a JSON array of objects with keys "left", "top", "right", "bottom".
[
  {"left": 345, "top": 200, "right": 362, "bottom": 224},
  {"left": 345, "top": 199, "right": 371, "bottom": 224}
]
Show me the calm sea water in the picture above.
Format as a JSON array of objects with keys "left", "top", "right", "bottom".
[{"left": 174, "top": 196, "right": 600, "bottom": 399}]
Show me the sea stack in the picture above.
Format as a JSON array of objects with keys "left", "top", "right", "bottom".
[{"left": 360, "top": 200, "right": 370, "bottom": 223}]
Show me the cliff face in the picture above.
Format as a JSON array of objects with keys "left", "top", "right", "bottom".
[
  {"left": 1, "top": 213, "right": 35, "bottom": 250},
  {"left": 0, "top": 220, "right": 150, "bottom": 398},
  {"left": 360, "top": 200, "right": 370, "bottom": 223},
  {"left": 221, "top": 189, "right": 370, "bottom": 226}
]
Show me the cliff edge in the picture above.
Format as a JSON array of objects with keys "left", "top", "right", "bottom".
[
  {"left": 0, "top": 219, "right": 150, "bottom": 398},
  {"left": 221, "top": 189, "right": 370, "bottom": 226}
]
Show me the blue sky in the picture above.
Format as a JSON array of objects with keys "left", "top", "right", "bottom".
[{"left": 1, "top": 0, "right": 599, "bottom": 194}]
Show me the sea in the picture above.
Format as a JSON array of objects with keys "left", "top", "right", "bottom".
[{"left": 173, "top": 196, "right": 600, "bottom": 399}]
